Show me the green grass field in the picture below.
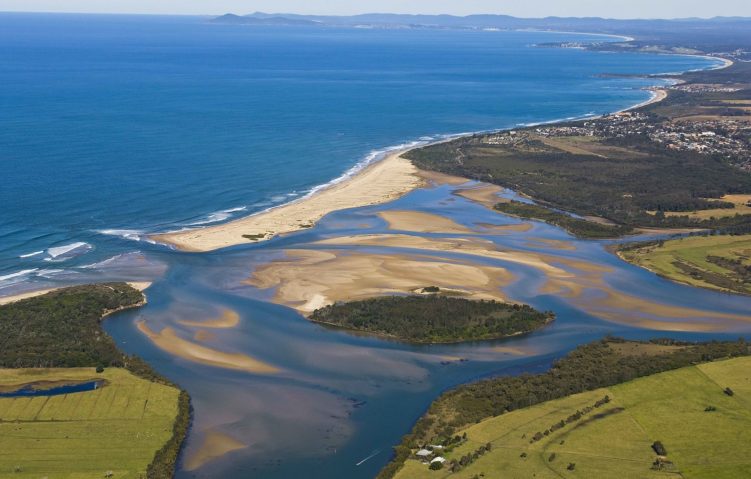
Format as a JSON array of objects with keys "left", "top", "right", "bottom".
[
  {"left": 0, "top": 368, "right": 181, "bottom": 478},
  {"left": 620, "top": 234, "right": 751, "bottom": 294},
  {"left": 395, "top": 356, "right": 751, "bottom": 479}
]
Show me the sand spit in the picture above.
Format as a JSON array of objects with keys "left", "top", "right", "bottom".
[
  {"left": 477, "top": 222, "right": 535, "bottom": 234},
  {"left": 177, "top": 308, "right": 241, "bottom": 329},
  {"left": 315, "top": 234, "right": 574, "bottom": 277},
  {"left": 455, "top": 183, "right": 506, "bottom": 209},
  {"left": 0, "top": 281, "right": 152, "bottom": 306},
  {"left": 136, "top": 321, "right": 280, "bottom": 374},
  {"left": 151, "top": 151, "right": 425, "bottom": 252},
  {"left": 541, "top": 274, "right": 751, "bottom": 331},
  {"left": 379, "top": 210, "right": 477, "bottom": 234},
  {"left": 246, "top": 249, "right": 512, "bottom": 314},
  {"left": 417, "top": 169, "right": 470, "bottom": 186},
  {"left": 184, "top": 430, "right": 248, "bottom": 471}
]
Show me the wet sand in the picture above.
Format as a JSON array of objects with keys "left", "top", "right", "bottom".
[
  {"left": 455, "top": 183, "right": 506, "bottom": 209},
  {"left": 184, "top": 430, "right": 248, "bottom": 471},
  {"left": 178, "top": 308, "right": 241, "bottom": 329},
  {"left": 379, "top": 210, "right": 477, "bottom": 234},
  {"left": 315, "top": 234, "right": 574, "bottom": 277},
  {"left": 247, "top": 249, "right": 512, "bottom": 314},
  {"left": 151, "top": 151, "right": 425, "bottom": 252},
  {"left": 136, "top": 321, "right": 280, "bottom": 374}
]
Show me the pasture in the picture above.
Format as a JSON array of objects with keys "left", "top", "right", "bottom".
[
  {"left": 0, "top": 368, "right": 180, "bottom": 478},
  {"left": 395, "top": 356, "right": 751, "bottom": 479}
]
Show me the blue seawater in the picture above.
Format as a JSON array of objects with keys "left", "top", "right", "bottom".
[{"left": 0, "top": 13, "right": 722, "bottom": 288}]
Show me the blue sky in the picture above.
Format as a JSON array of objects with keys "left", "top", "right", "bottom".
[{"left": 0, "top": 0, "right": 749, "bottom": 18}]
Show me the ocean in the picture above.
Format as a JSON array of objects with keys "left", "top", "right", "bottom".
[{"left": 0, "top": 13, "right": 722, "bottom": 290}]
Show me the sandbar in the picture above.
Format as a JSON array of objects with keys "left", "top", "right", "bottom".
[
  {"left": 178, "top": 308, "right": 241, "bottom": 329},
  {"left": 315, "top": 234, "right": 573, "bottom": 277},
  {"left": 136, "top": 321, "right": 279, "bottom": 374},
  {"left": 379, "top": 210, "right": 476, "bottom": 234},
  {"left": 246, "top": 249, "right": 512, "bottom": 314},
  {"left": 455, "top": 183, "right": 506, "bottom": 209},
  {"left": 151, "top": 151, "right": 426, "bottom": 252},
  {"left": 184, "top": 429, "right": 247, "bottom": 471}
]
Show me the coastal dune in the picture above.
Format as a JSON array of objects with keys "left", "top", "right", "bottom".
[{"left": 152, "top": 151, "right": 425, "bottom": 252}]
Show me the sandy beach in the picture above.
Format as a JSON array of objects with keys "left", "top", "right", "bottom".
[
  {"left": 152, "top": 150, "right": 426, "bottom": 252},
  {"left": 148, "top": 63, "right": 700, "bottom": 255}
]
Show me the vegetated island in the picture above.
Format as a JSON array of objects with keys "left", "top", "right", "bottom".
[
  {"left": 618, "top": 234, "right": 751, "bottom": 295},
  {"left": 378, "top": 337, "right": 751, "bottom": 479},
  {"left": 309, "top": 294, "right": 554, "bottom": 344},
  {"left": 0, "top": 283, "right": 190, "bottom": 478}
]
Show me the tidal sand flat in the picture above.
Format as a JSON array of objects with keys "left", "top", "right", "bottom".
[
  {"left": 379, "top": 210, "right": 478, "bottom": 234},
  {"left": 136, "top": 321, "right": 280, "bottom": 374},
  {"left": 247, "top": 249, "right": 512, "bottom": 314},
  {"left": 178, "top": 308, "right": 241, "bottom": 329},
  {"left": 152, "top": 152, "right": 424, "bottom": 252},
  {"left": 184, "top": 430, "right": 248, "bottom": 471}
]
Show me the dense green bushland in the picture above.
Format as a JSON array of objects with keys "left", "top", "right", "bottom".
[
  {"left": 406, "top": 137, "right": 751, "bottom": 234},
  {"left": 310, "top": 295, "right": 554, "bottom": 343},
  {"left": 0, "top": 283, "right": 144, "bottom": 368}
]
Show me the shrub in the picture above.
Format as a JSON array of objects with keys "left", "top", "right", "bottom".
[{"left": 652, "top": 441, "right": 667, "bottom": 456}]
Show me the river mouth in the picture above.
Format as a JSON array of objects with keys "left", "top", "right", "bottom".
[
  {"left": 0, "top": 379, "right": 106, "bottom": 398},
  {"left": 100, "top": 179, "right": 751, "bottom": 479}
]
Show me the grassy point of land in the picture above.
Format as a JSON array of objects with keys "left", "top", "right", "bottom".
[
  {"left": 0, "top": 368, "right": 181, "bottom": 478},
  {"left": 0, "top": 283, "right": 191, "bottom": 478},
  {"left": 378, "top": 339, "right": 750, "bottom": 479},
  {"left": 619, "top": 234, "right": 751, "bottom": 294},
  {"left": 395, "top": 355, "right": 751, "bottom": 479}
]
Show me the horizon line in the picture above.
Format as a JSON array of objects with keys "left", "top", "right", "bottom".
[{"left": 1, "top": 10, "right": 751, "bottom": 22}]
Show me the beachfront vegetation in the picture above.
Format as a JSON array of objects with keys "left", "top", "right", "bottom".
[
  {"left": 494, "top": 201, "right": 631, "bottom": 238},
  {"left": 0, "top": 283, "right": 144, "bottom": 369},
  {"left": 0, "top": 284, "right": 191, "bottom": 478},
  {"left": 619, "top": 234, "right": 751, "bottom": 294},
  {"left": 393, "top": 355, "right": 751, "bottom": 479},
  {"left": 0, "top": 368, "right": 181, "bottom": 479},
  {"left": 309, "top": 296, "right": 554, "bottom": 343},
  {"left": 378, "top": 338, "right": 750, "bottom": 478}
]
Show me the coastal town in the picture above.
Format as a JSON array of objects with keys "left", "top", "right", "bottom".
[{"left": 483, "top": 108, "right": 751, "bottom": 171}]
